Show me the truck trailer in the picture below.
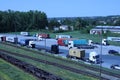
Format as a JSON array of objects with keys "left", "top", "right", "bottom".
[
  {"left": 56, "top": 35, "right": 72, "bottom": 40},
  {"left": 68, "top": 39, "right": 93, "bottom": 49},
  {"left": 67, "top": 48, "right": 100, "bottom": 64},
  {"left": 57, "top": 38, "right": 77, "bottom": 46},
  {"left": 67, "top": 48, "right": 85, "bottom": 60}
]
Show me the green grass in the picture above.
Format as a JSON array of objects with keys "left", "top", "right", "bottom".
[
  {"left": 1, "top": 42, "right": 120, "bottom": 80},
  {"left": 1, "top": 42, "right": 120, "bottom": 77},
  {"left": 0, "top": 43, "right": 85, "bottom": 70},
  {"left": 0, "top": 59, "right": 37, "bottom": 80},
  {"left": 0, "top": 43, "right": 98, "bottom": 80},
  {"left": 6, "top": 53, "right": 97, "bottom": 80}
]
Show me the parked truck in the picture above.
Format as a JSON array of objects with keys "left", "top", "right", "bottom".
[
  {"left": 37, "top": 33, "right": 50, "bottom": 38},
  {"left": 66, "top": 47, "right": 85, "bottom": 60},
  {"left": 20, "top": 32, "right": 29, "bottom": 36},
  {"left": 6, "top": 36, "right": 18, "bottom": 43},
  {"left": 68, "top": 39, "right": 94, "bottom": 49},
  {"left": 67, "top": 48, "right": 100, "bottom": 64},
  {"left": 89, "top": 51, "right": 100, "bottom": 64},
  {"left": 57, "top": 38, "right": 76, "bottom": 46},
  {"left": 56, "top": 35, "right": 72, "bottom": 40}
]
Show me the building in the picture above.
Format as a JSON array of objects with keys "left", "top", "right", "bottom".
[
  {"left": 59, "top": 25, "right": 69, "bottom": 31},
  {"left": 90, "top": 26, "right": 120, "bottom": 34}
]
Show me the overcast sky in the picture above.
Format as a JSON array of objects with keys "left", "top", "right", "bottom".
[{"left": 0, "top": 0, "right": 120, "bottom": 17}]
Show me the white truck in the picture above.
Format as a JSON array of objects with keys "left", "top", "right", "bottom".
[
  {"left": 89, "top": 51, "right": 100, "bottom": 64},
  {"left": 102, "top": 39, "right": 108, "bottom": 45},
  {"left": 20, "top": 32, "right": 29, "bottom": 36},
  {"left": 68, "top": 39, "right": 94, "bottom": 49},
  {"left": 28, "top": 40, "right": 35, "bottom": 48}
]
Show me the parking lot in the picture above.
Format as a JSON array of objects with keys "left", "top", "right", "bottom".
[{"left": 1, "top": 34, "right": 120, "bottom": 69}]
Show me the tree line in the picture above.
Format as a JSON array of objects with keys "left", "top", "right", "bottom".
[
  {"left": 0, "top": 10, "right": 120, "bottom": 33},
  {"left": 0, "top": 10, "right": 48, "bottom": 33}
]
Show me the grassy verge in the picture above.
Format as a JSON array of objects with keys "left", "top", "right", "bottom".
[
  {"left": 0, "top": 43, "right": 85, "bottom": 70},
  {"left": 5, "top": 53, "right": 97, "bottom": 80},
  {"left": 0, "top": 43, "right": 98, "bottom": 80},
  {"left": 0, "top": 59, "right": 37, "bottom": 80},
  {"left": 0, "top": 42, "right": 120, "bottom": 79}
]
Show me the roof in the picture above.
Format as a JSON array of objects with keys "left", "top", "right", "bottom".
[{"left": 95, "top": 26, "right": 120, "bottom": 29}]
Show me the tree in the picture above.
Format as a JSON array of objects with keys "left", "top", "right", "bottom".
[
  {"left": 75, "top": 17, "right": 88, "bottom": 30},
  {"left": 0, "top": 10, "right": 48, "bottom": 32},
  {"left": 48, "top": 19, "right": 60, "bottom": 30}
]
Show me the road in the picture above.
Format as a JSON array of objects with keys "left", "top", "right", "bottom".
[
  {"left": 1, "top": 34, "right": 120, "bottom": 69},
  {"left": 33, "top": 38, "right": 120, "bottom": 69}
]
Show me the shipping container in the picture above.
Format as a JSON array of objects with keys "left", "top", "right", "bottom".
[
  {"left": 68, "top": 39, "right": 88, "bottom": 48},
  {"left": 107, "top": 37, "right": 120, "bottom": 42},
  {"left": 20, "top": 32, "right": 29, "bottom": 36},
  {"left": 57, "top": 38, "right": 67, "bottom": 46},
  {"left": 6, "top": 36, "right": 18, "bottom": 43},
  {"left": 56, "top": 35, "right": 72, "bottom": 40},
  {"left": 38, "top": 33, "right": 50, "bottom": 38},
  {"left": 51, "top": 45, "right": 59, "bottom": 54},
  {"left": 67, "top": 48, "right": 85, "bottom": 59},
  {"left": 19, "top": 39, "right": 32, "bottom": 46}
]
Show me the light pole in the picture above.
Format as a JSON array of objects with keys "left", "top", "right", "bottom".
[
  {"left": 99, "top": 26, "right": 103, "bottom": 80},
  {"left": 45, "top": 37, "right": 46, "bottom": 51}
]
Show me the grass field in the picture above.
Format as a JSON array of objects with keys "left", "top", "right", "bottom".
[
  {"left": 0, "top": 59, "right": 37, "bottom": 80},
  {"left": 0, "top": 43, "right": 98, "bottom": 80},
  {"left": 1, "top": 42, "right": 120, "bottom": 80}
]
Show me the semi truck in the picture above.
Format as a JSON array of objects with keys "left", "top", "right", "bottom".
[
  {"left": 67, "top": 48, "right": 100, "bottom": 64},
  {"left": 68, "top": 39, "right": 94, "bottom": 49},
  {"left": 57, "top": 38, "right": 76, "bottom": 46}
]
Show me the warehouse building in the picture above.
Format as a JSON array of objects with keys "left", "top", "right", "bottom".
[{"left": 90, "top": 26, "right": 120, "bottom": 34}]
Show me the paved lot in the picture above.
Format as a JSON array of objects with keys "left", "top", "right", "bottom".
[
  {"left": 1, "top": 34, "right": 120, "bottom": 69},
  {"left": 33, "top": 38, "right": 120, "bottom": 69}
]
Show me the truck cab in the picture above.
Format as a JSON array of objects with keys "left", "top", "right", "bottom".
[
  {"left": 68, "top": 41, "right": 74, "bottom": 49},
  {"left": 89, "top": 52, "right": 100, "bottom": 64},
  {"left": 102, "top": 39, "right": 108, "bottom": 45}
]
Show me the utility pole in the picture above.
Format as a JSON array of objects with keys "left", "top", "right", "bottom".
[{"left": 99, "top": 27, "right": 103, "bottom": 80}]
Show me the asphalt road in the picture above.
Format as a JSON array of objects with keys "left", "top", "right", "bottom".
[
  {"left": 1, "top": 34, "right": 120, "bottom": 69},
  {"left": 33, "top": 38, "right": 120, "bottom": 69}
]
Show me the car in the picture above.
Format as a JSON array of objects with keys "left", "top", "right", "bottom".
[
  {"left": 110, "top": 64, "right": 120, "bottom": 70},
  {"left": 108, "top": 50, "right": 119, "bottom": 55}
]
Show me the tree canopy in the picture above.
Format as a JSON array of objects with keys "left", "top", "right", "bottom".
[{"left": 0, "top": 10, "right": 48, "bottom": 32}]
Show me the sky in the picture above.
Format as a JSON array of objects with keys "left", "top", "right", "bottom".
[{"left": 0, "top": 0, "right": 120, "bottom": 18}]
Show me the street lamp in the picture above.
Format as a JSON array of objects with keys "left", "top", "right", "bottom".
[{"left": 99, "top": 26, "right": 103, "bottom": 80}]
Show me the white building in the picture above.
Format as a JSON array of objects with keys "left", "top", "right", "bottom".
[
  {"left": 59, "top": 25, "right": 69, "bottom": 31},
  {"left": 90, "top": 26, "right": 120, "bottom": 34}
]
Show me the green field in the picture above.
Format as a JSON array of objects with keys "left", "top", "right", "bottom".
[
  {"left": 0, "top": 43, "right": 98, "bottom": 80},
  {"left": 0, "top": 59, "right": 37, "bottom": 80},
  {"left": 1, "top": 42, "right": 120, "bottom": 80}
]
